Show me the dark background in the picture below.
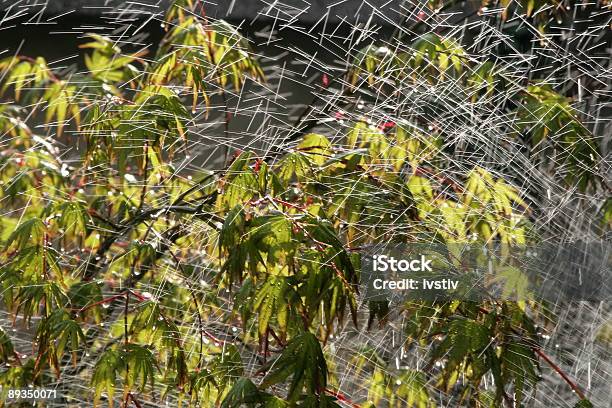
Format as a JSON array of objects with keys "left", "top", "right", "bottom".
[{"left": 0, "top": 0, "right": 409, "bottom": 165}]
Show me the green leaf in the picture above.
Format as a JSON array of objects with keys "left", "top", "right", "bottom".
[
  {"left": 432, "top": 318, "right": 489, "bottom": 371},
  {"left": 409, "top": 34, "right": 466, "bottom": 79},
  {"left": 211, "top": 344, "right": 243, "bottom": 392},
  {"left": 252, "top": 276, "right": 291, "bottom": 339},
  {"left": 276, "top": 152, "right": 312, "bottom": 184},
  {"left": 574, "top": 399, "right": 594, "bottom": 408},
  {"left": 155, "top": 15, "right": 263, "bottom": 101},
  {"left": 467, "top": 61, "right": 500, "bottom": 100},
  {"left": 223, "top": 172, "right": 259, "bottom": 208},
  {"left": 526, "top": 0, "right": 535, "bottom": 16},
  {"left": 262, "top": 332, "right": 328, "bottom": 402},
  {"left": 220, "top": 377, "right": 263, "bottom": 408},
  {"left": 6, "top": 217, "right": 45, "bottom": 249},
  {"left": 395, "top": 370, "right": 433, "bottom": 408},
  {"left": 124, "top": 344, "right": 158, "bottom": 391},
  {"left": 15, "top": 281, "right": 68, "bottom": 324},
  {"left": 8, "top": 62, "right": 32, "bottom": 100},
  {"left": 491, "top": 266, "right": 532, "bottom": 301},
  {"left": 501, "top": 342, "right": 539, "bottom": 404},
  {"left": 0, "top": 59, "right": 50, "bottom": 100},
  {"left": 91, "top": 344, "right": 158, "bottom": 407},
  {"left": 68, "top": 281, "right": 103, "bottom": 321},
  {"left": 305, "top": 218, "right": 357, "bottom": 283},
  {"left": 515, "top": 85, "right": 601, "bottom": 190},
  {"left": 0, "top": 327, "right": 14, "bottom": 363},
  {"left": 407, "top": 176, "right": 434, "bottom": 201},
  {"left": 439, "top": 200, "right": 467, "bottom": 240},
  {"left": 347, "top": 121, "right": 369, "bottom": 149},
  {"left": 463, "top": 167, "right": 491, "bottom": 207},
  {"left": 130, "top": 301, "right": 182, "bottom": 348},
  {"left": 262, "top": 395, "right": 288, "bottom": 407},
  {"left": 42, "top": 81, "right": 80, "bottom": 136},
  {"left": 81, "top": 34, "right": 139, "bottom": 83},
  {"left": 92, "top": 349, "right": 124, "bottom": 407},
  {"left": 56, "top": 201, "right": 90, "bottom": 236},
  {"left": 38, "top": 310, "right": 86, "bottom": 368},
  {"left": 80, "top": 34, "right": 121, "bottom": 53},
  {"left": 297, "top": 133, "right": 332, "bottom": 166}
]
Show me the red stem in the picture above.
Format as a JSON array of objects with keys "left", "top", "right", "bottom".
[
  {"left": 75, "top": 290, "right": 146, "bottom": 314},
  {"left": 325, "top": 388, "right": 360, "bottom": 408},
  {"left": 128, "top": 393, "right": 143, "bottom": 408},
  {"left": 533, "top": 347, "right": 586, "bottom": 400}
]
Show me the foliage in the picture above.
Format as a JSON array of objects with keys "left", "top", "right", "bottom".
[{"left": 0, "top": 1, "right": 606, "bottom": 407}]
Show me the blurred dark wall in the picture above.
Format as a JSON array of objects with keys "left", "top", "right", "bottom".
[
  {"left": 2, "top": 0, "right": 404, "bottom": 24},
  {"left": 2, "top": 1, "right": 398, "bottom": 164}
]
